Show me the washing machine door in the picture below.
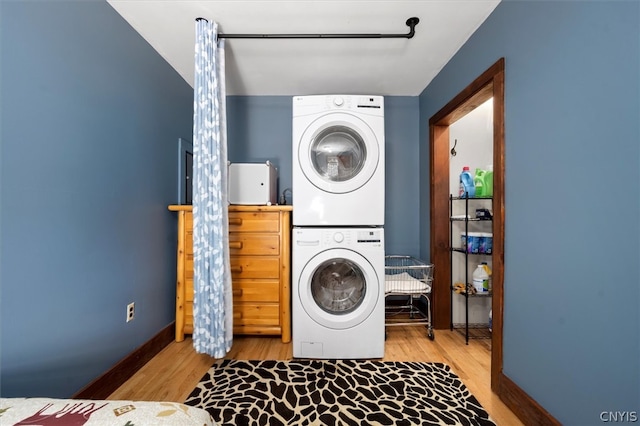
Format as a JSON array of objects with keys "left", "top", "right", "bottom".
[
  {"left": 298, "top": 248, "right": 380, "bottom": 330},
  {"left": 297, "top": 112, "right": 380, "bottom": 194}
]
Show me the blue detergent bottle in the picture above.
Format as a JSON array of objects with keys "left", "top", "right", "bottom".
[{"left": 459, "top": 166, "right": 475, "bottom": 198}]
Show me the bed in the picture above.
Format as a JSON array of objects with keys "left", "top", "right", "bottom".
[{"left": 0, "top": 397, "right": 215, "bottom": 425}]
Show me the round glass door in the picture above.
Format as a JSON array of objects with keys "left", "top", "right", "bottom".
[
  {"left": 298, "top": 113, "right": 380, "bottom": 194},
  {"left": 311, "top": 258, "right": 366, "bottom": 315},
  {"left": 298, "top": 248, "right": 380, "bottom": 330},
  {"left": 310, "top": 126, "right": 366, "bottom": 183}
]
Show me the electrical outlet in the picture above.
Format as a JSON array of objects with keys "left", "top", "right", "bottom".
[{"left": 126, "top": 302, "right": 135, "bottom": 322}]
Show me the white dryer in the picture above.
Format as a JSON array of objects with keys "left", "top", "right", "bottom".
[
  {"left": 292, "top": 95, "right": 385, "bottom": 226},
  {"left": 292, "top": 227, "right": 385, "bottom": 359}
]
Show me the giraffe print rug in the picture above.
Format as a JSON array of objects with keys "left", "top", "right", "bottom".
[{"left": 185, "top": 359, "right": 496, "bottom": 425}]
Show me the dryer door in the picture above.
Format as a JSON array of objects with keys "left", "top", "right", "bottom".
[
  {"left": 297, "top": 112, "right": 380, "bottom": 194},
  {"left": 298, "top": 248, "right": 380, "bottom": 330}
]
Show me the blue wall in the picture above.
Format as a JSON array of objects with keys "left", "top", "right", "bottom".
[
  {"left": 419, "top": 1, "right": 639, "bottom": 424},
  {"left": 0, "top": 1, "right": 193, "bottom": 397},
  {"left": 227, "top": 95, "right": 421, "bottom": 257}
]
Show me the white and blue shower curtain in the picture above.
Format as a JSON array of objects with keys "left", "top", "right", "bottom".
[{"left": 191, "top": 18, "right": 232, "bottom": 357}]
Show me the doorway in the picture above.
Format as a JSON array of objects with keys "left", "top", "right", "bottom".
[
  {"left": 449, "top": 98, "right": 494, "bottom": 336},
  {"left": 429, "top": 58, "right": 505, "bottom": 389}
]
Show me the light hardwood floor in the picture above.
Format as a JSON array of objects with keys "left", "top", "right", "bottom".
[{"left": 109, "top": 326, "right": 522, "bottom": 425}]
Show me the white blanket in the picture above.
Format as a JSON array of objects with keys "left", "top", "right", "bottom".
[
  {"left": 0, "top": 398, "right": 215, "bottom": 426},
  {"left": 385, "top": 272, "right": 431, "bottom": 294}
]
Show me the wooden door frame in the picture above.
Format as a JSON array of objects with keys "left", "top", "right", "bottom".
[{"left": 429, "top": 58, "right": 505, "bottom": 389}]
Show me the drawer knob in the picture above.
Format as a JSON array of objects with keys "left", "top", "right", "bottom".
[
  {"left": 229, "top": 218, "right": 243, "bottom": 226},
  {"left": 229, "top": 241, "right": 243, "bottom": 249},
  {"left": 231, "top": 265, "right": 243, "bottom": 273},
  {"left": 232, "top": 289, "right": 243, "bottom": 297}
]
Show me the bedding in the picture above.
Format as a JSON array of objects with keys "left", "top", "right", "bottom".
[{"left": 0, "top": 397, "right": 215, "bottom": 425}]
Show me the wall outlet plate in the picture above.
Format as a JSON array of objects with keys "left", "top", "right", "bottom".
[{"left": 126, "top": 302, "right": 135, "bottom": 322}]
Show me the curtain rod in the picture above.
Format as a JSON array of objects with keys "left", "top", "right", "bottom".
[{"left": 196, "top": 17, "right": 420, "bottom": 39}]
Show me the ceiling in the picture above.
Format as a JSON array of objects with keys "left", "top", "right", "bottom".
[{"left": 107, "top": 1, "right": 500, "bottom": 96}]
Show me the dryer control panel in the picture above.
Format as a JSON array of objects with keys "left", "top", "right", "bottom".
[{"left": 293, "top": 95, "right": 384, "bottom": 116}]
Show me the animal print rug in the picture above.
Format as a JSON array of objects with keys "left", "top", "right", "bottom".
[{"left": 185, "top": 359, "right": 496, "bottom": 426}]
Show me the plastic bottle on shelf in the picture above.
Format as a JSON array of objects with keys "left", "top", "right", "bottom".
[
  {"left": 482, "top": 262, "right": 492, "bottom": 292},
  {"left": 472, "top": 262, "right": 490, "bottom": 293},
  {"left": 489, "top": 309, "right": 492, "bottom": 332},
  {"left": 459, "top": 166, "right": 475, "bottom": 198},
  {"left": 474, "top": 168, "right": 488, "bottom": 197},
  {"left": 485, "top": 165, "right": 494, "bottom": 197}
]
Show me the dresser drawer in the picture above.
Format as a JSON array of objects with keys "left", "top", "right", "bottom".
[
  {"left": 229, "top": 234, "right": 279, "bottom": 255},
  {"left": 184, "top": 302, "right": 194, "bottom": 334},
  {"left": 230, "top": 256, "right": 280, "bottom": 279},
  {"left": 185, "top": 275, "right": 194, "bottom": 303},
  {"left": 185, "top": 214, "right": 193, "bottom": 255},
  {"left": 233, "top": 303, "right": 280, "bottom": 326},
  {"left": 232, "top": 279, "right": 279, "bottom": 303},
  {"left": 228, "top": 211, "right": 280, "bottom": 233}
]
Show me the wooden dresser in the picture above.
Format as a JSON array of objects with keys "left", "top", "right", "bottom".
[{"left": 168, "top": 205, "right": 292, "bottom": 343}]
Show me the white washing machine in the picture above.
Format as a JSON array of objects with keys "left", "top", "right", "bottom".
[
  {"left": 292, "top": 227, "right": 385, "bottom": 359},
  {"left": 292, "top": 95, "right": 385, "bottom": 226}
]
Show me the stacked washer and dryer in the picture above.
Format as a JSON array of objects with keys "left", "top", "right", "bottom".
[{"left": 291, "top": 95, "right": 385, "bottom": 359}]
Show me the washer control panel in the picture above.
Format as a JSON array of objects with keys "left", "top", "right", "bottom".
[
  {"left": 294, "top": 228, "right": 384, "bottom": 249},
  {"left": 322, "top": 230, "right": 352, "bottom": 246},
  {"left": 321, "top": 229, "right": 382, "bottom": 247},
  {"left": 356, "top": 229, "right": 382, "bottom": 244}
]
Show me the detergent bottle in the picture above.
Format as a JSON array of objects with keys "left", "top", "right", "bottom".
[
  {"left": 482, "top": 262, "right": 492, "bottom": 292},
  {"left": 459, "top": 166, "right": 475, "bottom": 198},
  {"left": 472, "top": 262, "right": 491, "bottom": 293},
  {"left": 485, "top": 165, "right": 494, "bottom": 197},
  {"left": 474, "top": 168, "right": 487, "bottom": 197}
]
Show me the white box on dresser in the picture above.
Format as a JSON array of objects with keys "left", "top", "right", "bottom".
[{"left": 228, "top": 161, "right": 278, "bottom": 205}]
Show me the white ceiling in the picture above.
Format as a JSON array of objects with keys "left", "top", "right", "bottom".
[{"left": 107, "top": 1, "right": 500, "bottom": 96}]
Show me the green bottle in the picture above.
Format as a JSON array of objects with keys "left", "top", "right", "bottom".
[
  {"left": 474, "top": 169, "right": 486, "bottom": 197},
  {"left": 485, "top": 167, "right": 493, "bottom": 197},
  {"left": 474, "top": 168, "right": 494, "bottom": 197}
]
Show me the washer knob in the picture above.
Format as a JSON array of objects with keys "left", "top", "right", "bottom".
[
  {"left": 333, "top": 232, "right": 344, "bottom": 243},
  {"left": 333, "top": 96, "right": 344, "bottom": 107}
]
